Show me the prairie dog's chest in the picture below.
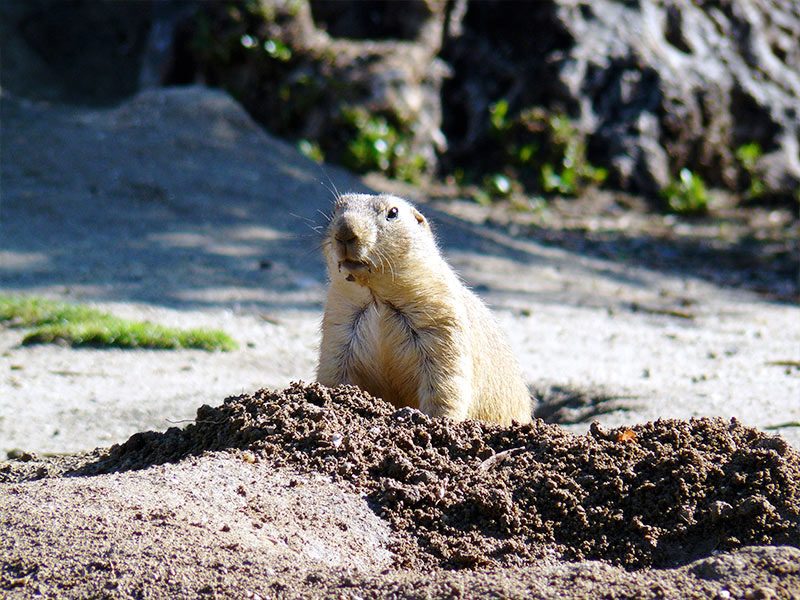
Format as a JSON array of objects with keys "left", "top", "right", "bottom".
[
  {"left": 349, "top": 301, "right": 382, "bottom": 357},
  {"left": 351, "top": 301, "right": 414, "bottom": 362},
  {"left": 349, "top": 301, "right": 423, "bottom": 403}
]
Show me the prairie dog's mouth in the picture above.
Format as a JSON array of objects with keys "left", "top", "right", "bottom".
[{"left": 338, "top": 259, "right": 370, "bottom": 273}]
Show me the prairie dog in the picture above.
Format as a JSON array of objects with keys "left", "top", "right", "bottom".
[{"left": 316, "top": 193, "right": 532, "bottom": 425}]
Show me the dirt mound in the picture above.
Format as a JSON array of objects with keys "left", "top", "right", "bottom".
[{"left": 76, "top": 382, "right": 800, "bottom": 572}]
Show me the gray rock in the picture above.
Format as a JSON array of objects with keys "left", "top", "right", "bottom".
[
  {"left": 186, "top": 0, "right": 450, "bottom": 179},
  {"left": 445, "top": 0, "right": 800, "bottom": 198}
]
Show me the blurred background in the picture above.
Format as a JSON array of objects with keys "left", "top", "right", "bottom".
[
  {"left": 3, "top": 0, "right": 799, "bottom": 200},
  {"left": 3, "top": 0, "right": 798, "bottom": 297}
]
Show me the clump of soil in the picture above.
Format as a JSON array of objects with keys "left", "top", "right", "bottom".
[{"left": 77, "top": 382, "right": 800, "bottom": 572}]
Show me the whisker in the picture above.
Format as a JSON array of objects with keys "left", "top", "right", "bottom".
[
  {"left": 316, "top": 208, "right": 332, "bottom": 223},
  {"left": 318, "top": 165, "right": 344, "bottom": 204},
  {"left": 322, "top": 166, "right": 342, "bottom": 201},
  {"left": 374, "top": 249, "right": 388, "bottom": 276},
  {"left": 376, "top": 247, "right": 396, "bottom": 283},
  {"left": 289, "top": 211, "right": 326, "bottom": 232},
  {"left": 289, "top": 211, "right": 315, "bottom": 224},
  {"left": 319, "top": 179, "right": 338, "bottom": 200},
  {"left": 288, "top": 210, "right": 329, "bottom": 242}
]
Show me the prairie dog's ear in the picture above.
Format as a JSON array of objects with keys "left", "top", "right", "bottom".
[{"left": 411, "top": 208, "right": 428, "bottom": 228}]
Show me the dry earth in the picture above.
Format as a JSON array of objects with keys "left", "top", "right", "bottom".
[{"left": 1, "top": 86, "right": 799, "bottom": 598}]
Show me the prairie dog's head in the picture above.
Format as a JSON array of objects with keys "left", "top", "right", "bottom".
[{"left": 323, "top": 193, "right": 434, "bottom": 287}]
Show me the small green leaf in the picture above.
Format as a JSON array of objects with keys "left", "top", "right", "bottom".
[{"left": 489, "top": 99, "right": 510, "bottom": 132}]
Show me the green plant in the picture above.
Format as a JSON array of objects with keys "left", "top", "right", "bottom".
[
  {"left": 235, "top": 32, "right": 292, "bottom": 62},
  {"left": 342, "top": 108, "right": 397, "bottom": 172},
  {"left": 538, "top": 114, "right": 607, "bottom": 195},
  {"left": 341, "top": 107, "right": 426, "bottom": 183},
  {"left": 298, "top": 139, "right": 324, "bottom": 163},
  {"left": 471, "top": 188, "right": 493, "bottom": 206},
  {"left": 472, "top": 172, "right": 522, "bottom": 204},
  {"left": 483, "top": 103, "right": 607, "bottom": 200},
  {"left": 661, "top": 168, "right": 710, "bottom": 215},
  {"left": 189, "top": 2, "right": 305, "bottom": 134},
  {"left": 0, "top": 296, "right": 237, "bottom": 351},
  {"left": 394, "top": 153, "right": 428, "bottom": 184},
  {"left": 263, "top": 38, "right": 292, "bottom": 61},
  {"left": 736, "top": 142, "right": 762, "bottom": 169},
  {"left": 486, "top": 173, "right": 513, "bottom": 197},
  {"left": 489, "top": 99, "right": 511, "bottom": 133},
  {"left": 735, "top": 142, "right": 766, "bottom": 199}
]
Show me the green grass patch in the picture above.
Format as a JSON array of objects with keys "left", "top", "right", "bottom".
[{"left": 0, "top": 296, "right": 237, "bottom": 351}]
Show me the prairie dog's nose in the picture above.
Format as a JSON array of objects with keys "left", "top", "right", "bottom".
[{"left": 334, "top": 218, "right": 357, "bottom": 243}]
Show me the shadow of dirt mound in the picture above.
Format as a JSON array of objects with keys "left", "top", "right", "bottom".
[
  {"left": 65, "top": 382, "right": 800, "bottom": 571},
  {"left": 532, "top": 384, "right": 635, "bottom": 424}
]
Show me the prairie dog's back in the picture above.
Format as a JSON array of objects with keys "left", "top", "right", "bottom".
[{"left": 461, "top": 287, "right": 532, "bottom": 424}]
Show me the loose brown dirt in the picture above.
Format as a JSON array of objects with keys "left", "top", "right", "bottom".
[
  {"left": 3, "top": 383, "right": 798, "bottom": 598},
  {"left": 81, "top": 382, "right": 800, "bottom": 569}
]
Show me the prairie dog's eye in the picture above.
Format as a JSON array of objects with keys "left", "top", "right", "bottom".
[{"left": 386, "top": 207, "right": 399, "bottom": 220}]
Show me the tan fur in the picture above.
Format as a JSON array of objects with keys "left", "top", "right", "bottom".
[{"left": 316, "top": 193, "right": 532, "bottom": 425}]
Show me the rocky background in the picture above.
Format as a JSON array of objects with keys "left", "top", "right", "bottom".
[{"left": 3, "top": 0, "right": 799, "bottom": 203}]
